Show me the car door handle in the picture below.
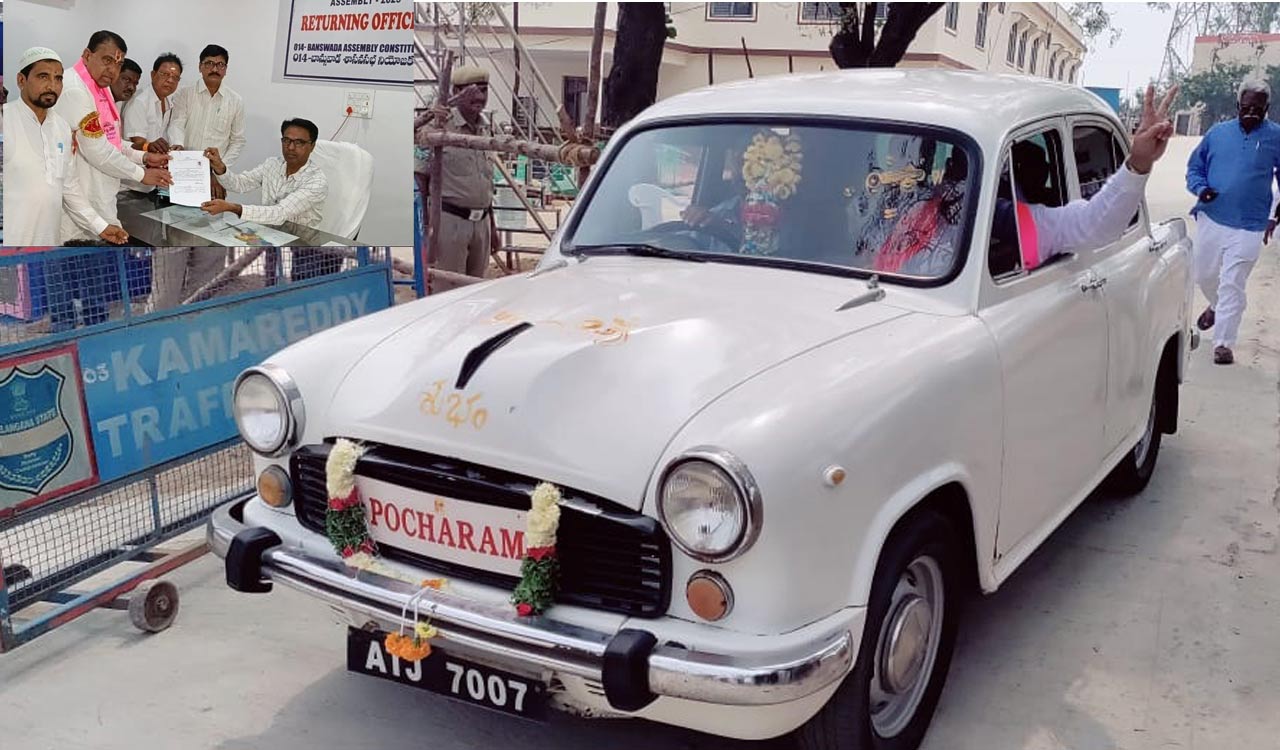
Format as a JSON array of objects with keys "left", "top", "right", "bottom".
[
  {"left": 1080, "top": 275, "right": 1107, "bottom": 293},
  {"left": 1149, "top": 237, "right": 1167, "bottom": 253}
]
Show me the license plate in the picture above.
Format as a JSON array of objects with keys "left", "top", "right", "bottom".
[{"left": 346, "top": 627, "right": 547, "bottom": 720}]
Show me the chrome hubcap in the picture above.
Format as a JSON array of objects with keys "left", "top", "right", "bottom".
[
  {"left": 1134, "top": 396, "right": 1157, "bottom": 466},
  {"left": 870, "top": 555, "right": 944, "bottom": 738}
]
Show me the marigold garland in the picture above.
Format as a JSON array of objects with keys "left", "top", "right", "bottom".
[
  {"left": 385, "top": 621, "right": 439, "bottom": 662},
  {"left": 511, "top": 482, "right": 562, "bottom": 616},
  {"left": 739, "top": 131, "right": 804, "bottom": 256}
]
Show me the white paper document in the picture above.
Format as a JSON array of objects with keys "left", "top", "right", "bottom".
[{"left": 167, "top": 150, "right": 212, "bottom": 207}]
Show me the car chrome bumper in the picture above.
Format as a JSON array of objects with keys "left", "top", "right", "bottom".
[{"left": 208, "top": 498, "right": 857, "bottom": 710}]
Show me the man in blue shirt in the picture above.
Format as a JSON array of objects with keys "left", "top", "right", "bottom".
[{"left": 1186, "top": 78, "right": 1280, "bottom": 365}]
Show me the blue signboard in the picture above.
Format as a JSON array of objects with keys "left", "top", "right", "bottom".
[{"left": 76, "top": 273, "right": 390, "bottom": 482}]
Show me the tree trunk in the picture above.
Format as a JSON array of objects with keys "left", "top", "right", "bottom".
[
  {"left": 602, "top": 2, "right": 668, "bottom": 129},
  {"left": 830, "top": 2, "right": 876, "bottom": 69},
  {"left": 830, "top": 2, "right": 944, "bottom": 69},
  {"left": 870, "top": 3, "right": 944, "bottom": 67}
]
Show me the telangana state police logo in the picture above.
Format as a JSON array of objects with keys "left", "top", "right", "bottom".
[{"left": 0, "top": 366, "right": 74, "bottom": 495}]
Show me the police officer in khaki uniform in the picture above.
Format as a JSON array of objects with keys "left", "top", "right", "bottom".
[{"left": 425, "top": 65, "right": 501, "bottom": 290}]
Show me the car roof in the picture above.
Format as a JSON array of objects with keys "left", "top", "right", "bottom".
[{"left": 633, "top": 68, "right": 1118, "bottom": 146}]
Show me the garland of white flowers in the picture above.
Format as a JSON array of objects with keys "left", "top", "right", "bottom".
[
  {"left": 323, "top": 438, "right": 449, "bottom": 663},
  {"left": 511, "top": 482, "right": 562, "bottom": 616}
]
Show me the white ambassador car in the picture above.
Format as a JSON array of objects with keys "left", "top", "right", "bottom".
[{"left": 210, "top": 71, "right": 1192, "bottom": 749}]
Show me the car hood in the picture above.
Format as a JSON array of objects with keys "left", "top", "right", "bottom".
[{"left": 325, "top": 258, "right": 910, "bottom": 508}]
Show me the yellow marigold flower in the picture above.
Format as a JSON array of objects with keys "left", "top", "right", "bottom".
[{"left": 415, "top": 622, "right": 439, "bottom": 640}]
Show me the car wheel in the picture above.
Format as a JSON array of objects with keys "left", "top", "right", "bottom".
[
  {"left": 1106, "top": 375, "right": 1164, "bottom": 496},
  {"left": 794, "top": 512, "right": 962, "bottom": 750}
]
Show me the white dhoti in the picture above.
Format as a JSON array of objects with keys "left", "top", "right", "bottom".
[{"left": 1194, "top": 214, "right": 1264, "bottom": 348}]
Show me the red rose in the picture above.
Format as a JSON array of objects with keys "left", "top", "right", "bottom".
[
  {"left": 359, "top": 539, "right": 376, "bottom": 554},
  {"left": 515, "top": 603, "right": 533, "bottom": 617},
  {"left": 527, "top": 546, "right": 556, "bottom": 562},
  {"left": 342, "top": 545, "right": 355, "bottom": 558}
]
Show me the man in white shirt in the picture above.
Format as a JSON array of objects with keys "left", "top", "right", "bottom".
[
  {"left": 53, "top": 30, "right": 172, "bottom": 242},
  {"left": 110, "top": 58, "right": 141, "bottom": 107},
  {"left": 201, "top": 118, "right": 328, "bottom": 227},
  {"left": 3, "top": 46, "right": 128, "bottom": 246},
  {"left": 202, "top": 118, "right": 332, "bottom": 286},
  {"left": 122, "top": 53, "right": 182, "bottom": 192},
  {"left": 1009, "top": 84, "right": 1177, "bottom": 268},
  {"left": 169, "top": 44, "right": 245, "bottom": 201}
]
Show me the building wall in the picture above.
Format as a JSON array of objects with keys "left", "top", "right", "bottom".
[{"left": 421, "top": 2, "right": 1087, "bottom": 131}]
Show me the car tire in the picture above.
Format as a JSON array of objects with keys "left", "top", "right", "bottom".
[
  {"left": 1106, "top": 372, "right": 1165, "bottom": 497},
  {"left": 794, "top": 511, "right": 963, "bottom": 750}
]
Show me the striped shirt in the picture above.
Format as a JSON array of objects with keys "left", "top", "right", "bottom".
[{"left": 218, "top": 157, "right": 328, "bottom": 228}]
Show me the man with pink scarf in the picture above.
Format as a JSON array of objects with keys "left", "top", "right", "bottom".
[{"left": 52, "top": 30, "right": 171, "bottom": 242}]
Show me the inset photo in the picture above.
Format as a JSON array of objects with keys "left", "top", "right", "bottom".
[{"left": 3, "top": 0, "right": 413, "bottom": 249}]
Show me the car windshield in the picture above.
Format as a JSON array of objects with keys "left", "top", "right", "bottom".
[{"left": 564, "top": 121, "right": 977, "bottom": 281}]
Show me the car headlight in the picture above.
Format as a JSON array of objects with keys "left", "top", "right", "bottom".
[
  {"left": 233, "top": 365, "right": 304, "bottom": 457},
  {"left": 658, "top": 448, "right": 762, "bottom": 562}
]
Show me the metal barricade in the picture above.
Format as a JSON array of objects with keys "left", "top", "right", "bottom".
[{"left": 0, "top": 245, "right": 394, "bottom": 651}]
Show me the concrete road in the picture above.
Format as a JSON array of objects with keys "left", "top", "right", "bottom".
[{"left": 2, "top": 137, "right": 1277, "bottom": 750}]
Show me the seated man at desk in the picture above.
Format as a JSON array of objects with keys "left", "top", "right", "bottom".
[{"left": 200, "top": 118, "right": 334, "bottom": 282}]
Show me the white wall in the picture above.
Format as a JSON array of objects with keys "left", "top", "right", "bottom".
[{"left": 6, "top": 0, "right": 411, "bottom": 245}]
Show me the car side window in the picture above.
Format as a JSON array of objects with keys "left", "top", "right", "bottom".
[
  {"left": 1073, "top": 124, "right": 1139, "bottom": 227},
  {"left": 988, "top": 128, "right": 1069, "bottom": 280}
]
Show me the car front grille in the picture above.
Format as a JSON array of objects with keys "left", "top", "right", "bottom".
[{"left": 289, "top": 442, "right": 672, "bottom": 618}]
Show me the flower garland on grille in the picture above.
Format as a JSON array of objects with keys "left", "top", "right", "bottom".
[
  {"left": 324, "top": 438, "right": 378, "bottom": 558},
  {"left": 323, "top": 438, "right": 450, "bottom": 662},
  {"left": 739, "top": 132, "right": 804, "bottom": 256},
  {"left": 511, "top": 482, "right": 562, "bottom": 616}
]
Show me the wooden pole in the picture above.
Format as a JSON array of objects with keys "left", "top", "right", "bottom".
[
  {"left": 512, "top": 1, "right": 521, "bottom": 133},
  {"left": 417, "top": 129, "right": 600, "bottom": 167},
  {"left": 584, "top": 3, "right": 607, "bottom": 140},
  {"left": 580, "top": 2, "right": 607, "bottom": 187},
  {"left": 426, "top": 51, "right": 454, "bottom": 296}
]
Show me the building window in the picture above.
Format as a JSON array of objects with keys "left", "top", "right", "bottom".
[
  {"left": 944, "top": 2, "right": 959, "bottom": 31},
  {"left": 1060, "top": 58, "right": 1070, "bottom": 81},
  {"left": 563, "top": 76, "right": 588, "bottom": 127},
  {"left": 876, "top": 3, "right": 888, "bottom": 21},
  {"left": 1017, "top": 30, "right": 1029, "bottom": 68},
  {"left": 1007, "top": 25, "right": 1018, "bottom": 64},
  {"left": 1029, "top": 38, "right": 1041, "bottom": 74},
  {"left": 799, "top": 2, "right": 842, "bottom": 24},
  {"left": 975, "top": 2, "right": 989, "bottom": 48},
  {"left": 707, "top": 2, "right": 755, "bottom": 20}
]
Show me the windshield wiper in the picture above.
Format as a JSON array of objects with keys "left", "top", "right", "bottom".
[{"left": 568, "top": 243, "right": 708, "bottom": 262}]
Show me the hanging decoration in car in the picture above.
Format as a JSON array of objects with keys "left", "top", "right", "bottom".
[
  {"left": 511, "top": 482, "right": 563, "bottom": 616},
  {"left": 739, "top": 131, "right": 804, "bottom": 255}
]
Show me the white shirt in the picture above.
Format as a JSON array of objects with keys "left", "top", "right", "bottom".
[
  {"left": 121, "top": 83, "right": 175, "bottom": 193},
  {"left": 1032, "top": 164, "right": 1150, "bottom": 263},
  {"left": 218, "top": 157, "right": 328, "bottom": 228},
  {"left": 3, "top": 101, "right": 109, "bottom": 245},
  {"left": 53, "top": 70, "right": 146, "bottom": 241},
  {"left": 169, "top": 82, "right": 246, "bottom": 167},
  {"left": 121, "top": 83, "right": 174, "bottom": 143}
]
